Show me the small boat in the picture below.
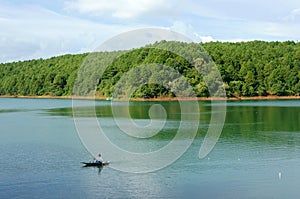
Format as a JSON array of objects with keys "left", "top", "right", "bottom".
[{"left": 81, "top": 161, "right": 110, "bottom": 167}]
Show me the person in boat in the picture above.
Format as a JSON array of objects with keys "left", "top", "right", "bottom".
[{"left": 94, "top": 154, "right": 103, "bottom": 163}]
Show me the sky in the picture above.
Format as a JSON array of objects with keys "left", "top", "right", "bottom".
[{"left": 1, "top": 0, "right": 300, "bottom": 62}]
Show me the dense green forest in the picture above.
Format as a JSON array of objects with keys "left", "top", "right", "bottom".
[{"left": 0, "top": 41, "right": 299, "bottom": 98}]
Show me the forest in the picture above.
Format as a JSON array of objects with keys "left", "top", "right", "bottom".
[{"left": 0, "top": 40, "right": 299, "bottom": 98}]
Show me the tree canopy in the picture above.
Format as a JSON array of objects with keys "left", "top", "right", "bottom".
[{"left": 0, "top": 40, "right": 299, "bottom": 98}]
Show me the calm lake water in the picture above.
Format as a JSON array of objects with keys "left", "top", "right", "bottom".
[{"left": 0, "top": 98, "right": 299, "bottom": 198}]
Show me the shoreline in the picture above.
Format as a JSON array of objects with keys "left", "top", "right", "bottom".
[{"left": 1, "top": 95, "right": 300, "bottom": 101}]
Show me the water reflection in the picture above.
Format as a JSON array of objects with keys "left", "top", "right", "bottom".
[
  {"left": 1, "top": 98, "right": 300, "bottom": 198},
  {"left": 0, "top": 109, "right": 28, "bottom": 114},
  {"left": 81, "top": 164, "right": 104, "bottom": 174},
  {"left": 80, "top": 167, "right": 176, "bottom": 198},
  {"left": 46, "top": 100, "right": 300, "bottom": 142}
]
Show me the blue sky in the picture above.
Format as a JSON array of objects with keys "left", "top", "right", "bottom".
[{"left": 1, "top": 0, "right": 300, "bottom": 62}]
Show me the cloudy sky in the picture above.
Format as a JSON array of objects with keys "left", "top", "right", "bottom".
[{"left": 1, "top": 0, "right": 300, "bottom": 62}]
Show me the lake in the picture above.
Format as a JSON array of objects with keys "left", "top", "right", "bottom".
[{"left": 0, "top": 98, "right": 299, "bottom": 198}]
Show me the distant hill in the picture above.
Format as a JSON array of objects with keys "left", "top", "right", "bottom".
[{"left": 0, "top": 40, "right": 299, "bottom": 98}]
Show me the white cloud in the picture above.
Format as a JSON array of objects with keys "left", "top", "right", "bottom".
[
  {"left": 0, "top": 4, "right": 133, "bottom": 62},
  {"left": 185, "top": 0, "right": 300, "bottom": 22},
  {"left": 195, "top": 33, "right": 256, "bottom": 43},
  {"left": 169, "top": 21, "right": 194, "bottom": 38},
  {"left": 170, "top": 21, "right": 256, "bottom": 43},
  {"left": 251, "top": 22, "right": 299, "bottom": 40},
  {"left": 197, "top": 35, "right": 215, "bottom": 43},
  {"left": 65, "top": 0, "right": 171, "bottom": 19},
  {"left": 1, "top": 0, "right": 300, "bottom": 63},
  {"left": 66, "top": 0, "right": 292, "bottom": 22},
  {"left": 283, "top": 8, "right": 300, "bottom": 21}
]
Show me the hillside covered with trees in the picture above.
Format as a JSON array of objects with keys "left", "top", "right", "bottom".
[{"left": 0, "top": 41, "right": 299, "bottom": 98}]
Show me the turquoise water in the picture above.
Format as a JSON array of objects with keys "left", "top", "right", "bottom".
[{"left": 0, "top": 98, "right": 299, "bottom": 198}]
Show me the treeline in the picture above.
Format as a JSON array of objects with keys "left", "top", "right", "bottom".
[
  {"left": 0, "top": 41, "right": 299, "bottom": 98},
  {"left": 202, "top": 41, "right": 300, "bottom": 97},
  {"left": 0, "top": 54, "right": 87, "bottom": 96}
]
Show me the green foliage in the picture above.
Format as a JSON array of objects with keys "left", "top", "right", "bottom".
[
  {"left": 0, "top": 41, "right": 299, "bottom": 98},
  {"left": 0, "top": 54, "right": 88, "bottom": 96},
  {"left": 202, "top": 40, "right": 300, "bottom": 97}
]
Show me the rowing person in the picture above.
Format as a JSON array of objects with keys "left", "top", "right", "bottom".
[{"left": 94, "top": 154, "right": 103, "bottom": 163}]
